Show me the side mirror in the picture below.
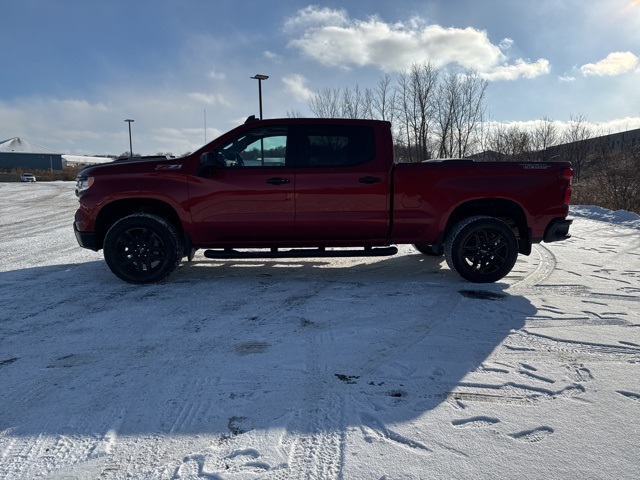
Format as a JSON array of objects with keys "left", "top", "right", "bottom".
[
  {"left": 200, "top": 151, "right": 225, "bottom": 168},
  {"left": 198, "top": 151, "right": 225, "bottom": 178}
]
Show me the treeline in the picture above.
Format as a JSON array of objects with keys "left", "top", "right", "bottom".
[
  {"left": 481, "top": 116, "right": 640, "bottom": 213},
  {"left": 303, "top": 63, "right": 488, "bottom": 162},
  {"left": 300, "top": 62, "right": 640, "bottom": 213},
  {"left": 571, "top": 146, "right": 640, "bottom": 214}
]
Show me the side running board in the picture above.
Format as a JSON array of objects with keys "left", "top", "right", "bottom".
[{"left": 203, "top": 246, "right": 398, "bottom": 259}]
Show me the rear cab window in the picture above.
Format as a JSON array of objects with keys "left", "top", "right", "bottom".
[{"left": 297, "top": 125, "right": 376, "bottom": 167}]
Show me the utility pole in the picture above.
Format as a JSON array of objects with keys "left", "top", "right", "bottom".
[
  {"left": 250, "top": 74, "right": 269, "bottom": 119},
  {"left": 124, "top": 119, "right": 134, "bottom": 157}
]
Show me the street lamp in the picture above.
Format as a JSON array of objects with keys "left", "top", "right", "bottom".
[
  {"left": 124, "top": 119, "right": 134, "bottom": 157},
  {"left": 250, "top": 74, "right": 269, "bottom": 119}
]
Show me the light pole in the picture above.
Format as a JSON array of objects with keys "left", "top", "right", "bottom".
[
  {"left": 124, "top": 119, "right": 134, "bottom": 157},
  {"left": 250, "top": 74, "right": 269, "bottom": 119}
]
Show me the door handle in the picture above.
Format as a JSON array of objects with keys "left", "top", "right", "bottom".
[
  {"left": 266, "top": 177, "right": 291, "bottom": 185},
  {"left": 359, "top": 176, "right": 382, "bottom": 184}
]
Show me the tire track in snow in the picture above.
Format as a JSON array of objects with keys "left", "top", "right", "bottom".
[
  {"left": 505, "top": 329, "right": 640, "bottom": 362},
  {"left": 508, "top": 244, "right": 557, "bottom": 293},
  {"left": 203, "top": 272, "right": 463, "bottom": 476},
  {"left": 285, "top": 396, "right": 346, "bottom": 480},
  {"left": 0, "top": 409, "right": 124, "bottom": 479},
  {"left": 283, "top": 329, "right": 346, "bottom": 480}
]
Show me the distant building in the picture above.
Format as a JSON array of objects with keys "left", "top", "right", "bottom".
[
  {"left": 62, "top": 155, "right": 114, "bottom": 168},
  {"left": 470, "top": 127, "right": 640, "bottom": 163},
  {"left": 0, "top": 137, "right": 63, "bottom": 170},
  {"left": 587, "top": 127, "right": 640, "bottom": 154},
  {"left": 543, "top": 127, "right": 640, "bottom": 168}
]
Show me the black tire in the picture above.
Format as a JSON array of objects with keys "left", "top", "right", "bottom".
[
  {"left": 103, "top": 213, "right": 183, "bottom": 284},
  {"left": 445, "top": 216, "right": 518, "bottom": 283},
  {"left": 413, "top": 243, "right": 444, "bottom": 256}
]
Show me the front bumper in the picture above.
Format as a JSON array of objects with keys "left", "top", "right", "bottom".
[
  {"left": 544, "top": 218, "right": 573, "bottom": 242},
  {"left": 74, "top": 222, "right": 99, "bottom": 251}
]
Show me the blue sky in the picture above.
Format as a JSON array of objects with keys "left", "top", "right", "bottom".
[{"left": 1, "top": 0, "right": 639, "bottom": 156}]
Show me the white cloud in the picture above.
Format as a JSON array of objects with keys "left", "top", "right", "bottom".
[
  {"left": 580, "top": 51, "right": 639, "bottom": 76},
  {"left": 150, "top": 127, "right": 220, "bottom": 154},
  {"left": 208, "top": 70, "right": 226, "bottom": 80},
  {"left": 0, "top": 96, "right": 123, "bottom": 155},
  {"left": 481, "top": 59, "right": 551, "bottom": 81},
  {"left": 284, "top": 5, "right": 349, "bottom": 32},
  {"left": 187, "top": 92, "right": 231, "bottom": 107},
  {"left": 285, "top": 6, "right": 549, "bottom": 81},
  {"left": 51, "top": 98, "right": 110, "bottom": 113},
  {"left": 499, "top": 38, "right": 514, "bottom": 50},
  {"left": 0, "top": 87, "right": 240, "bottom": 156},
  {"left": 282, "top": 74, "right": 314, "bottom": 102},
  {"left": 594, "top": 116, "right": 640, "bottom": 133},
  {"left": 264, "top": 50, "right": 282, "bottom": 62},
  {"left": 559, "top": 75, "right": 576, "bottom": 82}
]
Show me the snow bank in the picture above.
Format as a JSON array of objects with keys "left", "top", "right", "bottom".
[{"left": 571, "top": 205, "right": 640, "bottom": 229}]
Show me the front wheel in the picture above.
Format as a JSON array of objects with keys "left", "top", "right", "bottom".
[
  {"left": 445, "top": 216, "right": 518, "bottom": 283},
  {"left": 103, "top": 213, "right": 183, "bottom": 284}
]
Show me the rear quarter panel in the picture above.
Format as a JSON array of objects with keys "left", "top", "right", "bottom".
[{"left": 391, "top": 161, "right": 571, "bottom": 244}]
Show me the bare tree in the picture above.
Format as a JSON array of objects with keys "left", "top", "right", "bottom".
[
  {"left": 530, "top": 117, "right": 559, "bottom": 160},
  {"left": 307, "top": 63, "right": 487, "bottom": 162},
  {"left": 435, "top": 71, "right": 458, "bottom": 158},
  {"left": 341, "top": 84, "right": 374, "bottom": 119},
  {"left": 485, "top": 123, "right": 531, "bottom": 160},
  {"left": 309, "top": 87, "right": 342, "bottom": 118},
  {"left": 372, "top": 74, "right": 395, "bottom": 123},
  {"left": 395, "top": 62, "right": 439, "bottom": 162},
  {"left": 587, "top": 147, "right": 640, "bottom": 213},
  {"left": 309, "top": 84, "right": 376, "bottom": 119},
  {"left": 560, "top": 113, "right": 593, "bottom": 181},
  {"left": 341, "top": 85, "right": 359, "bottom": 118},
  {"left": 435, "top": 69, "right": 487, "bottom": 158},
  {"left": 453, "top": 70, "right": 488, "bottom": 158}
]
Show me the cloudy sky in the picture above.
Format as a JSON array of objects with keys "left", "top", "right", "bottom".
[{"left": 1, "top": 0, "right": 639, "bottom": 156}]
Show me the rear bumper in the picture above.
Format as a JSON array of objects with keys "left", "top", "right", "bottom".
[
  {"left": 74, "top": 222, "right": 99, "bottom": 251},
  {"left": 544, "top": 218, "right": 573, "bottom": 243}
]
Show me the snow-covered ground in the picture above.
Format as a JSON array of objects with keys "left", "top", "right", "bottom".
[{"left": 1, "top": 182, "right": 639, "bottom": 479}]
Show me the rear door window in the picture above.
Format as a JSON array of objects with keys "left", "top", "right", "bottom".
[{"left": 299, "top": 125, "right": 375, "bottom": 167}]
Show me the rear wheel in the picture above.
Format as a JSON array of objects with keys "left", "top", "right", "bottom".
[
  {"left": 103, "top": 213, "right": 182, "bottom": 284},
  {"left": 445, "top": 216, "right": 518, "bottom": 283}
]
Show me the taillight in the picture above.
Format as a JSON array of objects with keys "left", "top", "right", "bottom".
[{"left": 561, "top": 167, "right": 573, "bottom": 205}]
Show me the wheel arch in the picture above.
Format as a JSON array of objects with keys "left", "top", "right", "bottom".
[
  {"left": 442, "top": 198, "right": 531, "bottom": 255},
  {"left": 94, "top": 198, "right": 184, "bottom": 251}
]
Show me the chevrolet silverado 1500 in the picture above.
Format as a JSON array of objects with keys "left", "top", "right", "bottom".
[{"left": 74, "top": 117, "right": 573, "bottom": 284}]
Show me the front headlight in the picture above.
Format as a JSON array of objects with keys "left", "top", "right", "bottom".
[{"left": 75, "top": 176, "right": 94, "bottom": 197}]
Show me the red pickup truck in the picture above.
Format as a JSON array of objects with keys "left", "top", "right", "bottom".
[{"left": 74, "top": 117, "right": 573, "bottom": 284}]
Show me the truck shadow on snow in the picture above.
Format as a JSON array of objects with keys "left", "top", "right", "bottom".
[{"left": 0, "top": 252, "right": 535, "bottom": 442}]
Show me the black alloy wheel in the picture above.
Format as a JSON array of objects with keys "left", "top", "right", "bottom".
[
  {"left": 103, "top": 213, "right": 182, "bottom": 284},
  {"left": 445, "top": 216, "right": 518, "bottom": 283}
]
